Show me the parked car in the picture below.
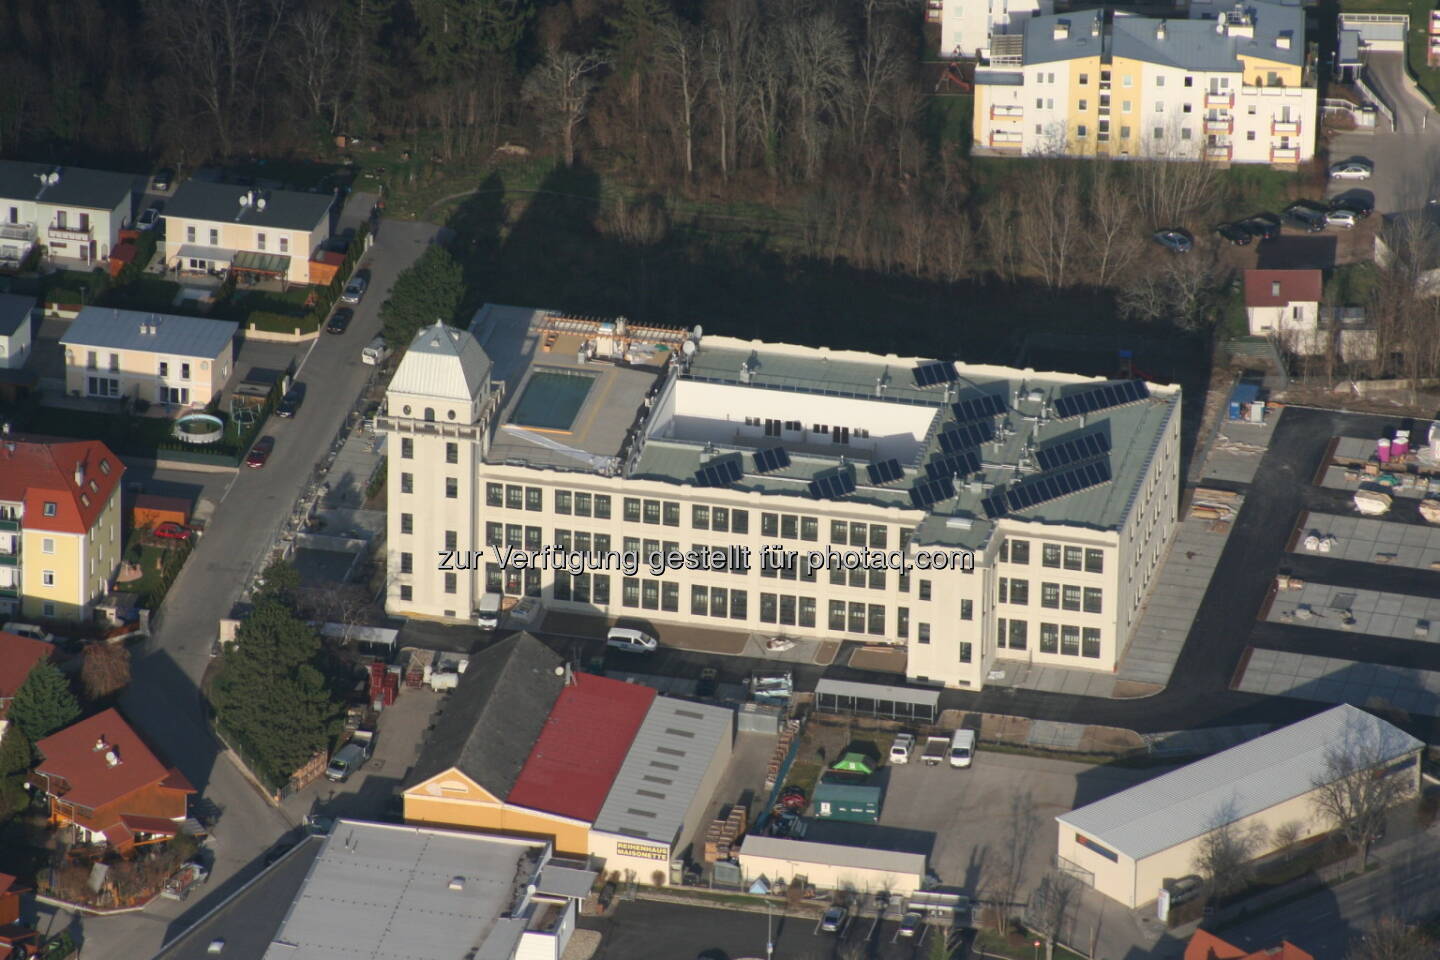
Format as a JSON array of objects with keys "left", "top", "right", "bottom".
[
  {"left": 606, "top": 626, "right": 658, "bottom": 653},
  {"left": 325, "top": 742, "right": 370, "bottom": 782},
  {"left": 1151, "top": 228, "right": 1193, "bottom": 253},
  {"left": 889, "top": 733, "right": 916, "bottom": 765},
  {"left": 1325, "top": 208, "right": 1359, "bottom": 229},
  {"left": 153, "top": 522, "right": 193, "bottom": 540},
  {"left": 361, "top": 336, "right": 391, "bottom": 366},
  {"left": 137, "top": 205, "right": 162, "bottom": 230},
  {"left": 1167, "top": 874, "right": 1205, "bottom": 907},
  {"left": 245, "top": 435, "right": 276, "bottom": 468},
  {"left": 1329, "top": 195, "right": 1373, "bottom": 220},
  {"left": 899, "top": 912, "right": 924, "bottom": 938},
  {"left": 1239, "top": 212, "right": 1282, "bottom": 240},
  {"left": 2, "top": 622, "right": 55, "bottom": 644},
  {"left": 326, "top": 307, "right": 354, "bottom": 334},
  {"left": 341, "top": 272, "right": 369, "bottom": 304},
  {"left": 151, "top": 168, "right": 174, "bottom": 191},
  {"left": 1282, "top": 202, "right": 1326, "bottom": 233},
  {"left": 821, "top": 906, "right": 847, "bottom": 933},
  {"left": 1215, "top": 222, "right": 1252, "bottom": 246},
  {"left": 1329, "top": 159, "right": 1373, "bottom": 181},
  {"left": 949, "top": 728, "right": 977, "bottom": 768},
  {"left": 275, "top": 383, "right": 306, "bottom": 418}
]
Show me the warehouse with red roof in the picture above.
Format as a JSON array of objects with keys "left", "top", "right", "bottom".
[{"left": 403, "top": 633, "right": 733, "bottom": 880}]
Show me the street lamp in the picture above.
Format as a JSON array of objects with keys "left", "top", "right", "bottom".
[{"left": 766, "top": 899, "right": 774, "bottom": 960}]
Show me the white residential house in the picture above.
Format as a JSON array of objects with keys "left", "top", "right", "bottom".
[
  {"left": 1244, "top": 269, "right": 1323, "bottom": 353},
  {"left": 162, "top": 181, "right": 335, "bottom": 286},
  {"left": 939, "top": 0, "right": 1054, "bottom": 60},
  {"left": 0, "top": 294, "right": 36, "bottom": 371},
  {"left": 0, "top": 161, "right": 135, "bottom": 267}
]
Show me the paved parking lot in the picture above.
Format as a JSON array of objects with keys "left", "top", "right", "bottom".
[{"left": 876, "top": 750, "right": 1167, "bottom": 895}]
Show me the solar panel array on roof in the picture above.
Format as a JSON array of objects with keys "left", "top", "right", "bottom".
[
  {"left": 1052, "top": 380, "right": 1149, "bottom": 419},
  {"left": 753, "top": 447, "right": 791, "bottom": 473},
  {"left": 925, "top": 450, "right": 980, "bottom": 480},
  {"left": 693, "top": 454, "right": 744, "bottom": 487},
  {"left": 939, "top": 420, "right": 993, "bottom": 452},
  {"left": 866, "top": 458, "right": 904, "bottom": 485},
  {"left": 912, "top": 361, "right": 959, "bottom": 387},
  {"left": 909, "top": 475, "right": 955, "bottom": 508},
  {"left": 952, "top": 392, "right": 1007, "bottom": 422},
  {"left": 1035, "top": 432, "right": 1112, "bottom": 472},
  {"left": 809, "top": 468, "right": 857, "bottom": 500},
  {"left": 982, "top": 458, "right": 1113, "bottom": 519}
]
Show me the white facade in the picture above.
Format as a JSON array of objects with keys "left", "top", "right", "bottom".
[
  {"left": 0, "top": 163, "right": 132, "bottom": 267},
  {"left": 383, "top": 308, "right": 1181, "bottom": 691},
  {"left": 940, "top": 0, "right": 1053, "bottom": 60},
  {"left": 0, "top": 294, "right": 35, "bottom": 370}
]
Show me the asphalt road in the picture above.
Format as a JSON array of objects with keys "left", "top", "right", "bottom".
[{"left": 42, "top": 217, "right": 442, "bottom": 960}]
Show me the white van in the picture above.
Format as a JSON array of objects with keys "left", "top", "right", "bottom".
[
  {"left": 948, "top": 729, "right": 976, "bottom": 768},
  {"left": 475, "top": 592, "right": 503, "bottom": 630},
  {"left": 361, "top": 336, "right": 390, "bottom": 365},
  {"left": 606, "top": 627, "right": 658, "bottom": 653}
]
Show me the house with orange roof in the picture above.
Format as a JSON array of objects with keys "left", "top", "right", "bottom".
[
  {"left": 0, "top": 631, "right": 55, "bottom": 718},
  {"left": 1185, "top": 929, "right": 1313, "bottom": 960},
  {"left": 0, "top": 438, "right": 124, "bottom": 622},
  {"left": 31, "top": 708, "right": 194, "bottom": 855}
]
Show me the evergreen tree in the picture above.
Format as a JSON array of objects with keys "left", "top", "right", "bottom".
[
  {"left": 254, "top": 557, "right": 302, "bottom": 607},
  {"left": 0, "top": 723, "right": 33, "bottom": 819},
  {"left": 379, "top": 244, "right": 465, "bottom": 348},
  {"left": 9, "top": 661, "right": 80, "bottom": 742}
]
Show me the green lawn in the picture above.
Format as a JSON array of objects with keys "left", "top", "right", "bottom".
[
  {"left": 974, "top": 930, "right": 1088, "bottom": 960},
  {"left": 216, "top": 285, "right": 322, "bottom": 332},
  {"left": 105, "top": 276, "right": 186, "bottom": 314}
]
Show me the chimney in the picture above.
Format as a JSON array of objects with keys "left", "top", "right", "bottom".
[
  {"left": 1155, "top": 21, "right": 1167, "bottom": 40},
  {"left": 1053, "top": 19, "right": 1070, "bottom": 39},
  {"left": 1090, "top": 17, "right": 1099, "bottom": 36},
  {"left": 74, "top": 460, "right": 84, "bottom": 487},
  {"left": 1271, "top": 281, "right": 1281, "bottom": 296},
  {"left": 1275, "top": 32, "right": 1292, "bottom": 49},
  {"left": 93, "top": 736, "right": 108, "bottom": 752}
]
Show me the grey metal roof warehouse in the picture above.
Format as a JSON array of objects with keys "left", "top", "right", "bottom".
[
  {"left": 739, "top": 835, "right": 927, "bottom": 878},
  {"left": 61, "top": 307, "right": 238, "bottom": 359},
  {"left": 592, "top": 696, "right": 733, "bottom": 845},
  {"left": 1057, "top": 704, "right": 1423, "bottom": 861}
]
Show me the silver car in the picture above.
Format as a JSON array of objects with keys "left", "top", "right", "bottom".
[
  {"left": 1328, "top": 160, "right": 1373, "bottom": 181},
  {"left": 1325, "top": 209, "right": 1358, "bottom": 229},
  {"left": 341, "top": 274, "right": 368, "bottom": 303}
]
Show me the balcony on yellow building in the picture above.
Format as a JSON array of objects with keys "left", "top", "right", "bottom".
[
  {"left": 1270, "top": 146, "right": 1300, "bottom": 163},
  {"left": 1204, "top": 117, "right": 1233, "bottom": 134},
  {"left": 989, "top": 131, "right": 1024, "bottom": 148},
  {"left": 1206, "top": 145, "right": 1233, "bottom": 162},
  {"left": 990, "top": 105, "right": 1025, "bottom": 120},
  {"left": 1205, "top": 91, "right": 1235, "bottom": 108},
  {"left": 1271, "top": 119, "right": 1301, "bottom": 135}
]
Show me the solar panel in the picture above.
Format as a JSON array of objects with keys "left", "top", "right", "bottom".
[
  {"left": 939, "top": 420, "right": 993, "bottom": 452},
  {"left": 912, "top": 361, "right": 959, "bottom": 387},
  {"left": 808, "top": 469, "right": 858, "bottom": 500},
  {"left": 981, "top": 495, "right": 1008, "bottom": 519},
  {"left": 866, "top": 458, "right": 904, "bottom": 485},
  {"left": 1053, "top": 380, "right": 1150, "bottom": 419},
  {"left": 1035, "top": 431, "right": 1112, "bottom": 472},
  {"left": 753, "top": 447, "right": 791, "bottom": 473},
  {"left": 952, "top": 392, "right": 1007, "bottom": 423},
  {"left": 908, "top": 475, "right": 956, "bottom": 508},
  {"left": 925, "top": 450, "right": 980, "bottom": 481},
  {"left": 693, "top": 454, "right": 744, "bottom": 488},
  {"left": 1004, "top": 459, "right": 1112, "bottom": 512}
]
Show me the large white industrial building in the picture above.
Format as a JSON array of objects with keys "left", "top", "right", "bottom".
[{"left": 380, "top": 307, "right": 1181, "bottom": 691}]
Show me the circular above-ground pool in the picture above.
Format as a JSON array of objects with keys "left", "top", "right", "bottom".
[{"left": 174, "top": 413, "right": 225, "bottom": 445}]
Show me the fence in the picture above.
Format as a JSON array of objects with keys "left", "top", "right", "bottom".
[{"left": 1356, "top": 69, "right": 1397, "bottom": 131}]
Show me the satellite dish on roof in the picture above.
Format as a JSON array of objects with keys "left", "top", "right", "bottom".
[
  {"left": 256, "top": 196, "right": 267, "bottom": 211},
  {"left": 48, "top": 171, "right": 60, "bottom": 185},
  {"left": 682, "top": 340, "right": 696, "bottom": 357},
  {"left": 239, "top": 193, "right": 251, "bottom": 208},
  {"left": 554, "top": 666, "right": 565, "bottom": 677},
  {"left": 692, "top": 325, "right": 703, "bottom": 340}
]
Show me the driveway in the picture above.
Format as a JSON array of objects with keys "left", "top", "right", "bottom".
[
  {"left": 40, "top": 218, "right": 443, "bottom": 960},
  {"left": 1326, "top": 128, "right": 1440, "bottom": 215}
]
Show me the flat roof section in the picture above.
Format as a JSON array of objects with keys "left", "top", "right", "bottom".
[
  {"left": 593, "top": 697, "right": 733, "bottom": 845},
  {"left": 1236, "top": 648, "right": 1440, "bottom": 716},
  {"left": 1266, "top": 581, "right": 1440, "bottom": 645},
  {"left": 1056, "top": 704, "right": 1422, "bottom": 861},
  {"left": 738, "top": 834, "right": 927, "bottom": 878},
  {"left": 509, "top": 368, "right": 598, "bottom": 431},
  {"left": 1294, "top": 511, "right": 1440, "bottom": 574}
]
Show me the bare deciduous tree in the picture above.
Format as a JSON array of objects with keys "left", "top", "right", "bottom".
[
  {"left": 851, "top": 25, "right": 904, "bottom": 148},
  {"left": 521, "top": 48, "right": 607, "bottom": 167},
  {"left": 1348, "top": 916, "right": 1434, "bottom": 960},
  {"left": 655, "top": 17, "right": 706, "bottom": 178},
  {"left": 1027, "top": 870, "right": 1081, "bottom": 960},
  {"left": 1192, "top": 801, "right": 1268, "bottom": 900},
  {"left": 1016, "top": 163, "right": 1083, "bottom": 290},
  {"left": 780, "top": 15, "right": 853, "bottom": 179},
  {"left": 81, "top": 643, "right": 131, "bottom": 702},
  {"left": 1311, "top": 714, "right": 1417, "bottom": 871},
  {"left": 284, "top": 1, "right": 344, "bottom": 131},
  {"left": 1083, "top": 161, "right": 1142, "bottom": 288},
  {"left": 1117, "top": 253, "right": 1223, "bottom": 330},
  {"left": 991, "top": 790, "right": 1039, "bottom": 933},
  {"left": 701, "top": 0, "right": 755, "bottom": 180}
]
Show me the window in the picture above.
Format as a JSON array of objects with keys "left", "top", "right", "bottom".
[
  {"left": 400, "top": 473, "right": 413, "bottom": 494},
  {"left": 731, "top": 510, "right": 748, "bottom": 534},
  {"left": 555, "top": 490, "right": 572, "bottom": 514},
  {"left": 642, "top": 579, "right": 659, "bottom": 610},
  {"left": 506, "top": 525, "right": 522, "bottom": 547},
  {"left": 1064, "top": 547, "right": 1083, "bottom": 570},
  {"left": 831, "top": 520, "right": 847, "bottom": 544},
  {"left": 730, "top": 591, "right": 747, "bottom": 619},
  {"left": 1184, "top": 75, "right": 1193, "bottom": 87},
  {"left": 1010, "top": 579, "right": 1029, "bottom": 605},
  {"left": 919, "top": 579, "right": 932, "bottom": 601},
  {"left": 1042, "top": 543, "right": 1060, "bottom": 567},
  {"left": 1077, "top": 125, "right": 1087, "bottom": 138},
  {"left": 574, "top": 492, "right": 592, "bottom": 517},
  {"left": 1062, "top": 625, "right": 1081, "bottom": 656},
  {"left": 1248, "top": 104, "right": 1258, "bottom": 115},
  {"left": 624, "top": 498, "right": 642, "bottom": 522},
  {"left": 1154, "top": 127, "right": 1164, "bottom": 139},
  {"left": 1180, "top": 128, "right": 1192, "bottom": 140},
  {"left": 209, "top": 228, "right": 219, "bottom": 245},
  {"left": 444, "top": 572, "right": 457, "bottom": 594},
  {"left": 1083, "top": 628, "right": 1102, "bottom": 658},
  {"left": 1063, "top": 584, "right": 1081, "bottom": 611},
  {"left": 525, "top": 487, "right": 542, "bottom": 511},
  {"left": 42, "top": 537, "right": 55, "bottom": 554},
  {"left": 1042, "top": 582, "right": 1060, "bottom": 608},
  {"left": 869, "top": 525, "right": 887, "bottom": 549},
  {"left": 712, "top": 508, "right": 729, "bottom": 533},
  {"left": 762, "top": 513, "right": 779, "bottom": 537},
  {"left": 181, "top": 363, "right": 190, "bottom": 380},
  {"left": 1079, "top": 73, "right": 1088, "bottom": 85},
  {"left": 1078, "top": 99, "right": 1088, "bottom": 111},
  {"left": 595, "top": 495, "right": 612, "bottom": 519},
  {"left": 802, "top": 517, "right": 819, "bottom": 541},
  {"left": 760, "top": 593, "right": 777, "bottom": 623},
  {"left": 1156, "top": 76, "right": 1165, "bottom": 87},
  {"left": 1182, "top": 103, "right": 1193, "bottom": 114},
  {"left": 1246, "top": 130, "right": 1256, "bottom": 141},
  {"left": 799, "top": 597, "right": 816, "bottom": 628},
  {"left": 1154, "top": 102, "right": 1165, "bottom": 113},
  {"left": 780, "top": 595, "right": 797, "bottom": 625},
  {"left": 1010, "top": 539, "right": 1029, "bottom": 564},
  {"left": 1123, "top": 75, "right": 1132, "bottom": 87},
  {"left": 1085, "top": 549, "right": 1104, "bottom": 573},
  {"left": 1008, "top": 620, "right": 1028, "bottom": 650},
  {"left": 1040, "top": 622, "right": 1059, "bottom": 654},
  {"left": 399, "top": 585, "right": 413, "bottom": 601},
  {"left": 1036, "top": 98, "right": 1044, "bottom": 110},
  {"left": 485, "top": 522, "right": 501, "bottom": 545},
  {"left": 898, "top": 607, "right": 909, "bottom": 638},
  {"left": 849, "top": 523, "right": 867, "bottom": 548},
  {"left": 401, "top": 514, "right": 414, "bottom": 535},
  {"left": 486, "top": 483, "right": 503, "bottom": 507},
  {"left": 997, "top": 618, "right": 1007, "bottom": 649},
  {"left": 186, "top": 225, "right": 196, "bottom": 243},
  {"left": 780, "top": 515, "right": 797, "bottom": 539},
  {"left": 257, "top": 232, "right": 266, "bottom": 251},
  {"left": 445, "top": 477, "right": 458, "bottom": 499},
  {"left": 1121, "top": 125, "right": 1131, "bottom": 139},
  {"left": 445, "top": 530, "right": 457, "bottom": 551},
  {"left": 401, "top": 438, "right": 413, "bottom": 459},
  {"left": 960, "top": 599, "right": 973, "bottom": 620},
  {"left": 663, "top": 502, "right": 680, "bottom": 526},
  {"left": 400, "top": 552, "right": 413, "bottom": 574},
  {"left": 446, "top": 442, "right": 458, "bottom": 464},
  {"left": 917, "top": 622, "right": 931, "bottom": 644},
  {"left": 1083, "top": 588, "right": 1103, "bottom": 613},
  {"left": 506, "top": 485, "right": 523, "bottom": 510},
  {"left": 848, "top": 602, "right": 866, "bottom": 634},
  {"left": 662, "top": 582, "right": 679, "bottom": 612},
  {"left": 524, "top": 527, "right": 542, "bottom": 550},
  {"left": 959, "top": 642, "right": 972, "bottom": 663},
  {"left": 868, "top": 604, "right": 885, "bottom": 635},
  {"left": 280, "top": 237, "right": 289, "bottom": 253},
  {"left": 712, "top": 587, "right": 729, "bottom": 618},
  {"left": 641, "top": 500, "right": 661, "bottom": 524},
  {"left": 998, "top": 577, "right": 1008, "bottom": 604},
  {"left": 693, "top": 505, "right": 709, "bottom": 529}
]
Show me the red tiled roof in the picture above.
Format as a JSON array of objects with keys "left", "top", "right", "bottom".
[
  {"left": 507, "top": 674, "right": 655, "bottom": 822},
  {"left": 1185, "top": 930, "right": 1314, "bottom": 960},
  {"left": 102, "top": 822, "right": 134, "bottom": 850},
  {"left": 0, "top": 633, "right": 54, "bottom": 701},
  {"left": 160, "top": 767, "right": 196, "bottom": 793},
  {"left": 34, "top": 709, "right": 171, "bottom": 810},
  {"left": 1244, "top": 269, "right": 1323, "bottom": 309},
  {"left": 120, "top": 814, "right": 181, "bottom": 836},
  {"left": 0, "top": 875, "right": 13, "bottom": 899},
  {"left": 0, "top": 439, "right": 124, "bottom": 535}
]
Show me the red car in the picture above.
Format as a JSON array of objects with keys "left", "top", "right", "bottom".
[
  {"left": 153, "top": 522, "right": 192, "bottom": 540},
  {"left": 245, "top": 435, "right": 276, "bottom": 468}
]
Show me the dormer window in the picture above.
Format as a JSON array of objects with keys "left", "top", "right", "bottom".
[
  {"left": 99, "top": 459, "right": 111, "bottom": 475},
  {"left": 43, "top": 501, "right": 57, "bottom": 517}
]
